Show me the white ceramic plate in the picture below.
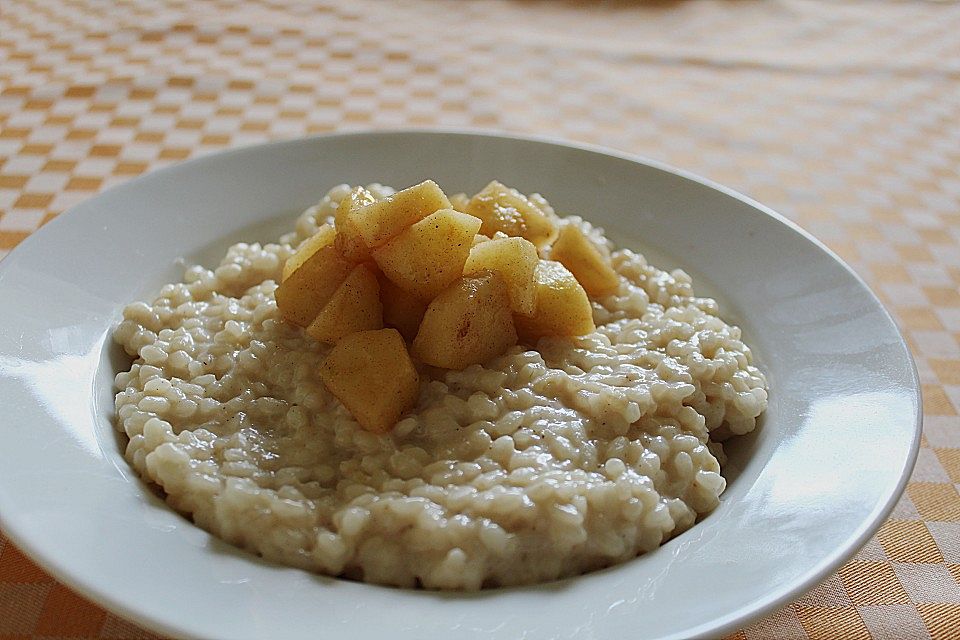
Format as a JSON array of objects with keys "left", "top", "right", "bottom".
[{"left": 0, "top": 131, "right": 920, "bottom": 640}]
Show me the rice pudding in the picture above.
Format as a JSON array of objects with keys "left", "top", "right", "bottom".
[{"left": 114, "top": 182, "right": 768, "bottom": 589}]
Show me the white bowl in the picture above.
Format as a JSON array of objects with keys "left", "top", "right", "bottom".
[{"left": 0, "top": 131, "right": 920, "bottom": 640}]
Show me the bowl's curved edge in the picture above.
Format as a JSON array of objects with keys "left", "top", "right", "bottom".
[
  {"left": 0, "top": 515, "right": 192, "bottom": 639},
  {"left": 0, "top": 128, "right": 923, "bottom": 640}
]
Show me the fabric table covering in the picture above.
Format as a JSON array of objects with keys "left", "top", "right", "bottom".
[{"left": 1, "top": 1, "right": 959, "bottom": 638}]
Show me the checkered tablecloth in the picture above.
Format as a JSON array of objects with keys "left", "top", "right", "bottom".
[{"left": 1, "top": 1, "right": 958, "bottom": 637}]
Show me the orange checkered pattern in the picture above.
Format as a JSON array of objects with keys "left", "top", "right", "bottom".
[{"left": 1, "top": 1, "right": 959, "bottom": 637}]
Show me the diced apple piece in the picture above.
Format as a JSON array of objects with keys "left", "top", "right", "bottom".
[
  {"left": 348, "top": 180, "right": 451, "bottom": 249},
  {"left": 550, "top": 223, "right": 620, "bottom": 297},
  {"left": 379, "top": 275, "right": 428, "bottom": 342},
  {"left": 372, "top": 209, "right": 482, "bottom": 301},
  {"left": 335, "top": 186, "right": 377, "bottom": 229},
  {"left": 412, "top": 271, "right": 517, "bottom": 370},
  {"left": 306, "top": 264, "right": 382, "bottom": 344},
  {"left": 320, "top": 329, "right": 419, "bottom": 434},
  {"left": 334, "top": 186, "right": 377, "bottom": 263},
  {"left": 282, "top": 223, "right": 336, "bottom": 282},
  {"left": 466, "top": 180, "right": 558, "bottom": 248},
  {"left": 463, "top": 236, "right": 539, "bottom": 316},
  {"left": 449, "top": 192, "right": 470, "bottom": 213},
  {"left": 513, "top": 260, "right": 595, "bottom": 342},
  {"left": 276, "top": 241, "right": 354, "bottom": 327}
]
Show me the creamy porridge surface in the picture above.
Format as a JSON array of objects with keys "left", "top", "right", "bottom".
[{"left": 114, "top": 184, "right": 768, "bottom": 589}]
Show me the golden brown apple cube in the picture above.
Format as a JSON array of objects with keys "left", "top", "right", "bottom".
[
  {"left": 334, "top": 186, "right": 377, "bottom": 263},
  {"left": 379, "top": 274, "right": 428, "bottom": 342},
  {"left": 412, "top": 271, "right": 518, "bottom": 370},
  {"left": 306, "top": 263, "right": 383, "bottom": 344},
  {"left": 347, "top": 180, "right": 451, "bottom": 249},
  {"left": 466, "top": 180, "right": 558, "bottom": 248},
  {"left": 276, "top": 240, "right": 354, "bottom": 327},
  {"left": 550, "top": 223, "right": 620, "bottom": 298},
  {"left": 449, "top": 192, "right": 471, "bottom": 213},
  {"left": 463, "top": 236, "right": 539, "bottom": 316},
  {"left": 372, "top": 208, "right": 482, "bottom": 301},
  {"left": 320, "top": 328, "right": 420, "bottom": 434},
  {"left": 282, "top": 223, "right": 337, "bottom": 282},
  {"left": 513, "top": 260, "right": 595, "bottom": 342}
]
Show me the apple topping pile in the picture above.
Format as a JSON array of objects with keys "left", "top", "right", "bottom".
[{"left": 277, "top": 180, "right": 621, "bottom": 433}]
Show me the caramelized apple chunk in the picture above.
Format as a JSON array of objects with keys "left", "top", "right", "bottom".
[
  {"left": 449, "top": 192, "right": 471, "bottom": 213},
  {"left": 319, "top": 329, "right": 419, "bottom": 434},
  {"left": 282, "top": 223, "right": 337, "bottom": 282},
  {"left": 372, "top": 208, "right": 482, "bottom": 301},
  {"left": 412, "top": 271, "right": 517, "bottom": 370},
  {"left": 466, "top": 180, "right": 558, "bottom": 248},
  {"left": 334, "top": 186, "right": 378, "bottom": 262},
  {"left": 379, "top": 275, "right": 428, "bottom": 342},
  {"left": 347, "top": 180, "right": 451, "bottom": 249},
  {"left": 550, "top": 223, "right": 620, "bottom": 297},
  {"left": 276, "top": 229, "right": 354, "bottom": 327},
  {"left": 306, "top": 263, "right": 382, "bottom": 344},
  {"left": 463, "top": 236, "right": 539, "bottom": 316},
  {"left": 514, "top": 260, "right": 595, "bottom": 342}
]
